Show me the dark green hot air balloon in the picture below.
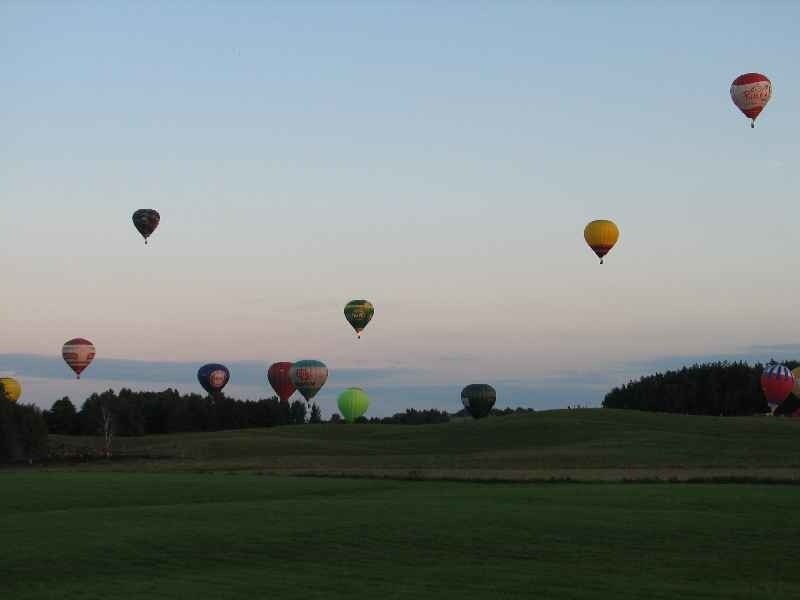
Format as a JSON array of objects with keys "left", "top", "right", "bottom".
[
  {"left": 132, "top": 209, "right": 160, "bottom": 245},
  {"left": 344, "top": 300, "right": 374, "bottom": 339},
  {"left": 461, "top": 384, "right": 496, "bottom": 419}
]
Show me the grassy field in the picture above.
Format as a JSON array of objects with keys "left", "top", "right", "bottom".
[
  {"left": 1, "top": 472, "right": 798, "bottom": 600},
  {"left": 5, "top": 410, "right": 800, "bottom": 598},
  {"left": 47, "top": 409, "right": 800, "bottom": 481}
]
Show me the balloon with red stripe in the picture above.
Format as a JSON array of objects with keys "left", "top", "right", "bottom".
[
  {"left": 730, "top": 73, "right": 771, "bottom": 128},
  {"left": 267, "top": 362, "right": 295, "bottom": 403},
  {"left": 760, "top": 363, "right": 794, "bottom": 411},
  {"left": 62, "top": 338, "right": 96, "bottom": 379}
]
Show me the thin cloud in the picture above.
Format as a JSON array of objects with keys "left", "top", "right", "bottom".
[{"left": 0, "top": 354, "right": 424, "bottom": 387}]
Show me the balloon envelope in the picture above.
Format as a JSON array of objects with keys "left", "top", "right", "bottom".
[
  {"left": 792, "top": 367, "right": 800, "bottom": 399},
  {"left": 730, "top": 73, "right": 771, "bottom": 127},
  {"left": 62, "top": 338, "right": 96, "bottom": 379},
  {"left": 344, "top": 300, "right": 374, "bottom": 338},
  {"left": 0, "top": 377, "right": 22, "bottom": 403},
  {"left": 760, "top": 364, "right": 794, "bottom": 408},
  {"left": 583, "top": 220, "right": 619, "bottom": 264},
  {"left": 289, "top": 360, "right": 328, "bottom": 402},
  {"left": 337, "top": 387, "right": 370, "bottom": 422},
  {"left": 197, "top": 363, "right": 230, "bottom": 395},
  {"left": 268, "top": 362, "right": 295, "bottom": 403},
  {"left": 132, "top": 209, "right": 160, "bottom": 244},
  {"left": 461, "top": 384, "right": 496, "bottom": 419}
]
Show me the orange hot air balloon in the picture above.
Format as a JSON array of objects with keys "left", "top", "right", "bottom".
[
  {"left": 62, "top": 338, "right": 96, "bottom": 379},
  {"left": 584, "top": 220, "right": 619, "bottom": 264}
]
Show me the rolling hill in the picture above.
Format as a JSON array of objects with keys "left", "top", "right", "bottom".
[{"left": 48, "top": 408, "right": 800, "bottom": 481}]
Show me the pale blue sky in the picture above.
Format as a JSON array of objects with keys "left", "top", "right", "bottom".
[{"left": 2, "top": 2, "right": 799, "bottom": 413}]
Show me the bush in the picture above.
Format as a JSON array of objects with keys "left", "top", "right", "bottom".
[{"left": 0, "top": 392, "right": 49, "bottom": 462}]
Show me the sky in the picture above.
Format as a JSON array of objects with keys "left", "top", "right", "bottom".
[{"left": 2, "top": 2, "right": 800, "bottom": 416}]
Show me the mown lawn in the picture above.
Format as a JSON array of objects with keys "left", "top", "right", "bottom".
[{"left": 1, "top": 473, "right": 798, "bottom": 599}]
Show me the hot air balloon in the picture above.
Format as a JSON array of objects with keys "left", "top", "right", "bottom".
[
  {"left": 132, "top": 209, "right": 160, "bottom": 245},
  {"left": 760, "top": 364, "right": 794, "bottom": 411},
  {"left": 197, "top": 363, "right": 230, "bottom": 395},
  {"left": 0, "top": 377, "right": 22, "bottom": 403},
  {"left": 344, "top": 300, "right": 374, "bottom": 339},
  {"left": 792, "top": 367, "right": 800, "bottom": 399},
  {"left": 461, "top": 384, "right": 496, "bottom": 419},
  {"left": 730, "top": 73, "right": 771, "bottom": 128},
  {"left": 337, "top": 387, "right": 370, "bottom": 422},
  {"left": 268, "top": 362, "right": 295, "bottom": 403},
  {"left": 62, "top": 338, "right": 96, "bottom": 379},
  {"left": 584, "top": 220, "right": 619, "bottom": 264},
  {"left": 289, "top": 360, "right": 328, "bottom": 403}
]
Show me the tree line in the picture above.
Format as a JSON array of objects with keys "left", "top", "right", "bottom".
[
  {"left": 0, "top": 381, "right": 48, "bottom": 462},
  {"left": 44, "top": 389, "right": 312, "bottom": 436},
  {"left": 1, "top": 383, "right": 532, "bottom": 462},
  {"left": 41, "top": 388, "right": 538, "bottom": 438},
  {"left": 602, "top": 360, "right": 800, "bottom": 416}
]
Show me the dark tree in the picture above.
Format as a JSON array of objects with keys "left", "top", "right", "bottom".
[
  {"left": 309, "top": 403, "right": 322, "bottom": 424},
  {"left": 289, "top": 400, "right": 307, "bottom": 425},
  {"left": 44, "top": 397, "right": 78, "bottom": 434},
  {"left": 0, "top": 384, "right": 49, "bottom": 463}
]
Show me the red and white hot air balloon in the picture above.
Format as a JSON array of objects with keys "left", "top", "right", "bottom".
[
  {"left": 760, "top": 363, "right": 794, "bottom": 412},
  {"left": 62, "top": 338, "right": 96, "bottom": 379},
  {"left": 730, "top": 73, "right": 771, "bottom": 128}
]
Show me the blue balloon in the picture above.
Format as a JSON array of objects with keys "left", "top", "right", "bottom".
[{"left": 197, "top": 363, "right": 230, "bottom": 395}]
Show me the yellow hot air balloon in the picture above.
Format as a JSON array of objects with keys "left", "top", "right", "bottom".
[
  {"left": 792, "top": 367, "right": 800, "bottom": 398},
  {"left": 584, "top": 220, "right": 619, "bottom": 264},
  {"left": 0, "top": 377, "right": 22, "bottom": 403}
]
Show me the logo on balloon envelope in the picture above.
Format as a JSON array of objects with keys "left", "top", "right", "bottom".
[
  {"left": 294, "top": 368, "right": 312, "bottom": 382},
  {"left": 209, "top": 370, "right": 227, "bottom": 389},
  {"left": 731, "top": 82, "right": 771, "bottom": 109}
]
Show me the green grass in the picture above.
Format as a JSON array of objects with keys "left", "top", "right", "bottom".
[
  {"left": 7, "top": 411, "right": 800, "bottom": 597},
  {"left": 1, "top": 473, "right": 798, "bottom": 599},
  {"left": 48, "top": 409, "right": 800, "bottom": 480}
]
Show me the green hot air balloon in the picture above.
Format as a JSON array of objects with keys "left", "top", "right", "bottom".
[
  {"left": 344, "top": 300, "right": 374, "bottom": 339},
  {"left": 461, "top": 384, "right": 496, "bottom": 419},
  {"left": 337, "top": 387, "right": 370, "bottom": 422}
]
